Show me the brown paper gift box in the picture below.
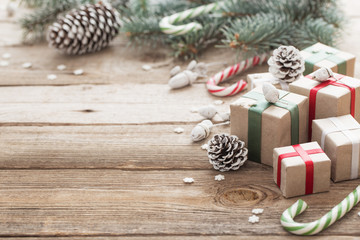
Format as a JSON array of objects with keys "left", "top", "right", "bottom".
[
  {"left": 230, "top": 87, "right": 308, "bottom": 166},
  {"left": 289, "top": 74, "right": 360, "bottom": 139},
  {"left": 247, "top": 72, "right": 288, "bottom": 90},
  {"left": 312, "top": 115, "right": 360, "bottom": 182},
  {"left": 301, "top": 42, "right": 356, "bottom": 77},
  {"left": 273, "top": 142, "right": 331, "bottom": 198}
]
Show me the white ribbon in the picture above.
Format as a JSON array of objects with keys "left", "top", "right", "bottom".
[{"left": 321, "top": 117, "right": 360, "bottom": 179}]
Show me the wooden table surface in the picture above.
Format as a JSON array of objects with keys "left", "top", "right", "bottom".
[{"left": 0, "top": 1, "right": 360, "bottom": 239}]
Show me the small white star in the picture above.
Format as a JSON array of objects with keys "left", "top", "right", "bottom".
[
  {"left": 73, "top": 69, "right": 84, "bottom": 75},
  {"left": 174, "top": 127, "right": 184, "bottom": 134},
  {"left": 214, "top": 174, "right": 225, "bottom": 181},
  {"left": 0, "top": 60, "right": 9, "bottom": 67},
  {"left": 22, "top": 62, "right": 32, "bottom": 69},
  {"left": 248, "top": 215, "right": 259, "bottom": 224},
  {"left": 142, "top": 64, "right": 152, "bottom": 71},
  {"left": 214, "top": 100, "right": 224, "bottom": 105},
  {"left": 2, "top": 53, "right": 11, "bottom": 59},
  {"left": 201, "top": 144, "right": 208, "bottom": 150},
  {"left": 358, "top": 211, "right": 360, "bottom": 217},
  {"left": 57, "top": 64, "right": 66, "bottom": 71},
  {"left": 47, "top": 74, "right": 57, "bottom": 80},
  {"left": 183, "top": 177, "right": 194, "bottom": 184},
  {"left": 252, "top": 208, "right": 264, "bottom": 215}
]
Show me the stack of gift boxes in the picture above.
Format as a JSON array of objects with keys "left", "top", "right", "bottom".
[{"left": 231, "top": 42, "right": 359, "bottom": 198}]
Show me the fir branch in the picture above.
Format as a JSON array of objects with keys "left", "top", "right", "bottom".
[
  {"left": 221, "top": 13, "right": 294, "bottom": 56},
  {"left": 170, "top": 17, "right": 226, "bottom": 60}
]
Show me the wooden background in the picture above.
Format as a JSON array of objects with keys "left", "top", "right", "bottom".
[{"left": 0, "top": 0, "right": 359, "bottom": 239}]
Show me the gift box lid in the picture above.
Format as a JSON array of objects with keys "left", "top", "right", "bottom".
[{"left": 313, "top": 114, "right": 360, "bottom": 148}]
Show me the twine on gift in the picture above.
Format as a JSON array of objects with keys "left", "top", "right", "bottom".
[{"left": 281, "top": 185, "right": 360, "bottom": 236}]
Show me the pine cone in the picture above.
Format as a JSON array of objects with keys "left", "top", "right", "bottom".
[
  {"left": 207, "top": 134, "right": 248, "bottom": 172},
  {"left": 47, "top": 2, "right": 121, "bottom": 55},
  {"left": 268, "top": 46, "right": 305, "bottom": 83}
]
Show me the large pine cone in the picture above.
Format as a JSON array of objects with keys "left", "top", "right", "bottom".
[
  {"left": 207, "top": 134, "right": 248, "bottom": 172},
  {"left": 268, "top": 46, "right": 305, "bottom": 83},
  {"left": 47, "top": 2, "right": 121, "bottom": 55}
]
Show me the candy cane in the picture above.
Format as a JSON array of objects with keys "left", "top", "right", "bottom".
[
  {"left": 159, "top": 2, "right": 222, "bottom": 35},
  {"left": 281, "top": 185, "right": 360, "bottom": 236},
  {"left": 206, "top": 54, "right": 268, "bottom": 97}
]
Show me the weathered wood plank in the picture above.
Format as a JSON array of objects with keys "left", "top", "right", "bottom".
[
  {"left": 0, "top": 124, "right": 229, "bottom": 169},
  {"left": 0, "top": 84, "right": 235, "bottom": 124},
  {"left": 0, "top": 237, "right": 356, "bottom": 240},
  {"left": 0, "top": 169, "right": 359, "bottom": 237}
]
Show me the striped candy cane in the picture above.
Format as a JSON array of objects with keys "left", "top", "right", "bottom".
[
  {"left": 159, "top": 2, "right": 222, "bottom": 35},
  {"left": 281, "top": 185, "right": 360, "bottom": 236},
  {"left": 206, "top": 54, "right": 268, "bottom": 97}
]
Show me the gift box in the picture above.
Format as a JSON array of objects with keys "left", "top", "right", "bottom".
[
  {"left": 273, "top": 142, "right": 331, "bottom": 198},
  {"left": 247, "top": 72, "right": 289, "bottom": 90},
  {"left": 312, "top": 115, "right": 360, "bottom": 182},
  {"left": 301, "top": 42, "right": 356, "bottom": 77},
  {"left": 230, "top": 87, "right": 308, "bottom": 166},
  {"left": 289, "top": 73, "right": 360, "bottom": 140}
]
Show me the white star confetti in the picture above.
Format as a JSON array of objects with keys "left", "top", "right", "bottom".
[
  {"left": 252, "top": 208, "right": 264, "bottom": 215},
  {"left": 174, "top": 127, "right": 184, "bottom": 134},
  {"left": 214, "top": 100, "right": 224, "bottom": 105},
  {"left": 73, "top": 69, "right": 84, "bottom": 75},
  {"left": 201, "top": 144, "right": 208, "bottom": 150},
  {"left": 214, "top": 174, "right": 225, "bottom": 181},
  {"left": 142, "top": 64, "right": 152, "bottom": 71},
  {"left": 183, "top": 177, "right": 194, "bottom": 184},
  {"left": 2, "top": 53, "right": 11, "bottom": 59},
  {"left": 57, "top": 64, "right": 66, "bottom": 71},
  {"left": 47, "top": 74, "right": 57, "bottom": 80},
  {"left": 0, "top": 60, "right": 9, "bottom": 67},
  {"left": 22, "top": 62, "right": 32, "bottom": 69},
  {"left": 248, "top": 215, "right": 259, "bottom": 224}
]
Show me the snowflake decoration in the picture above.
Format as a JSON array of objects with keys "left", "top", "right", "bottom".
[
  {"left": 0, "top": 60, "right": 9, "bottom": 67},
  {"left": 183, "top": 177, "right": 194, "bottom": 184},
  {"left": 2, "top": 53, "right": 11, "bottom": 59},
  {"left": 57, "top": 64, "right": 66, "bottom": 71},
  {"left": 174, "top": 127, "right": 184, "bottom": 134},
  {"left": 47, "top": 74, "right": 57, "bottom": 80},
  {"left": 22, "top": 62, "right": 32, "bottom": 69},
  {"left": 248, "top": 215, "right": 259, "bottom": 224},
  {"left": 252, "top": 208, "right": 264, "bottom": 215},
  {"left": 201, "top": 144, "right": 208, "bottom": 150},
  {"left": 73, "top": 69, "right": 84, "bottom": 75},
  {"left": 214, "top": 174, "right": 225, "bottom": 181},
  {"left": 214, "top": 100, "right": 224, "bottom": 105}
]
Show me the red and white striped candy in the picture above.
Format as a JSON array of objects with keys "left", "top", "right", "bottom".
[{"left": 206, "top": 54, "right": 268, "bottom": 97}]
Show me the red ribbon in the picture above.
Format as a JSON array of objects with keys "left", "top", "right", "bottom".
[
  {"left": 307, "top": 74, "right": 355, "bottom": 141},
  {"left": 277, "top": 144, "right": 323, "bottom": 195}
]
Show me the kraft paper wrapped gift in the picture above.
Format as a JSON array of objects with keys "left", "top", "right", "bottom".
[
  {"left": 312, "top": 115, "right": 360, "bottom": 182},
  {"left": 230, "top": 87, "right": 308, "bottom": 166},
  {"left": 289, "top": 73, "right": 360, "bottom": 140},
  {"left": 273, "top": 142, "right": 331, "bottom": 198},
  {"left": 301, "top": 42, "right": 355, "bottom": 77},
  {"left": 247, "top": 72, "right": 289, "bottom": 90}
]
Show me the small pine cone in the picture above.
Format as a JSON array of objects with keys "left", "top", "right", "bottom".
[
  {"left": 207, "top": 134, "right": 248, "bottom": 172},
  {"left": 47, "top": 2, "right": 121, "bottom": 55},
  {"left": 268, "top": 46, "right": 305, "bottom": 83}
]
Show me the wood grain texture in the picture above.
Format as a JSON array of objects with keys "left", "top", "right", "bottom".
[
  {"left": 0, "top": 124, "right": 229, "bottom": 169},
  {"left": 0, "top": 169, "right": 359, "bottom": 237}
]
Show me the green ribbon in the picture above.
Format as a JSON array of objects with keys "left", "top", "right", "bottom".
[
  {"left": 303, "top": 46, "right": 347, "bottom": 75},
  {"left": 243, "top": 90, "right": 299, "bottom": 163}
]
